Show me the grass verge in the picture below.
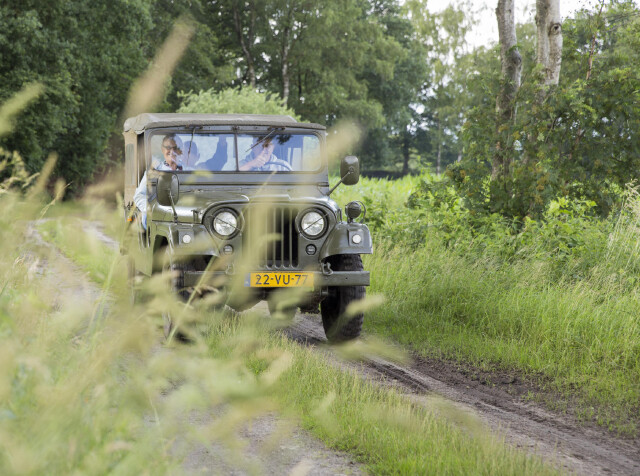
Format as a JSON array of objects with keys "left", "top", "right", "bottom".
[
  {"left": 364, "top": 240, "right": 640, "bottom": 436},
  {"left": 38, "top": 210, "right": 559, "bottom": 475},
  {"left": 207, "top": 318, "right": 556, "bottom": 475}
]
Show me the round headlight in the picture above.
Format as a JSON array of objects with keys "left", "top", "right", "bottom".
[
  {"left": 213, "top": 211, "right": 238, "bottom": 236},
  {"left": 301, "top": 210, "right": 325, "bottom": 237}
]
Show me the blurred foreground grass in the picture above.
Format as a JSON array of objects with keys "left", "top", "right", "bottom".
[{"left": 22, "top": 193, "right": 558, "bottom": 474}]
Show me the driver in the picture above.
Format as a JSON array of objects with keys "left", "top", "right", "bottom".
[
  {"left": 133, "top": 134, "right": 183, "bottom": 229},
  {"left": 239, "top": 138, "right": 291, "bottom": 171}
]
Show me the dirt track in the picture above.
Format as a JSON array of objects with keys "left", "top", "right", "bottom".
[{"left": 283, "top": 312, "right": 640, "bottom": 476}]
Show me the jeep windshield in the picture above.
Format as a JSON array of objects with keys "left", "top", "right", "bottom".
[{"left": 148, "top": 131, "right": 322, "bottom": 173}]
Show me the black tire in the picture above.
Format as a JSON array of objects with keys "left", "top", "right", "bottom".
[
  {"left": 321, "top": 254, "right": 365, "bottom": 342},
  {"left": 226, "top": 297, "right": 260, "bottom": 313},
  {"left": 162, "top": 248, "right": 193, "bottom": 341}
]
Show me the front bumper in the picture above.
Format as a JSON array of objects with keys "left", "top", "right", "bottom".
[{"left": 183, "top": 270, "right": 370, "bottom": 288}]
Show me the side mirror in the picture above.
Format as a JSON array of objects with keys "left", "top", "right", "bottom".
[
  {"left": 340, "top": 156, "right": 360, "bottom": 186},
  {"left": 157, "top": 172, "right": 179, "bottom": 207}
]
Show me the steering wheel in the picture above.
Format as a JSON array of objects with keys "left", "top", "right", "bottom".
[{"left": 264, "top": 160, "right": 292, "bottom": 171}]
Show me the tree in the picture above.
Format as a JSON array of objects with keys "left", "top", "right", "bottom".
[
  {"left": 408, "top": 2, "right": 476, "bottom": 175},
  {"left": 357, "top": 0, "right": 430, "bottom": 173},
  {"left": 178, "top": 88, "right": 299, "bottom": 118},
  {"left": 535, "top": 0, "right": 563, "bottom": 89},
  {"left": 203, "top": 0, "right": 267, "bottom": 89},
  {"left": 201, "top": 0, "right": 414, "bottom": 173},
  {"left": 455, "top": 0, "right": 640, "bottom": 218},
  {"left": 494, "top": 0, "right": 522, "bottom": 178},
  {"left": 148, "top": 0, "right": 235, "bottom": 111},
  {"left": 0, "top": 0, "right": 152, "bottom": 193},
  {"left": 264, "top": 0, "right": 314, "bottom": 105}
]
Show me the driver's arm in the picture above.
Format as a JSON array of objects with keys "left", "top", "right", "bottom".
[{"left": 133, "top": 173, "right": 147, "bottom": 212}]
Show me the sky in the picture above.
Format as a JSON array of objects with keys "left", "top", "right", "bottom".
[{"left": 434, "top": 0, "right": 608, "bottom": 48}]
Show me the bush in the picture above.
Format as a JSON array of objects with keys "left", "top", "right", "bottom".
[{"left": 178, "top": 88, "right": 299, "bottom": 118}]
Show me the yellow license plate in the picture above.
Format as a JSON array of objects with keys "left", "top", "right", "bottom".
[{"left": 246, "top": 272, "right": 314, "bottom": 288}]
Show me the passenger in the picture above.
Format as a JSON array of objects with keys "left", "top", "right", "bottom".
[
  {"left": 239, "top": 138, "right": 291, "bottom": 171},
  {"left": 133, "top": 134, "right": 183, "bottom": 229}
]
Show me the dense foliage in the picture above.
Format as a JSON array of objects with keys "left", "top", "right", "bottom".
[
  {"left": 456, "top": 1, "right": 640, "bottom": 218},
  {"left": 1, "top": 0, "right": 639, "bottom": 218},
  {"left": 0, "top": 0, "right": 152, "bottom": 191},
  {"left": 178, "top": 88, "right": 299, "bottom": 118},
  {"left": 0, "top": 0, "right": 435, "bottom": 192}
]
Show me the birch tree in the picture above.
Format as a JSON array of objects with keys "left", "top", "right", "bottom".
[
  {"left": 230, "top": 1, "right": 262, "bottom": 88},
  {"left": 535, "top": 0, "right": 563, "bottom": 88}
]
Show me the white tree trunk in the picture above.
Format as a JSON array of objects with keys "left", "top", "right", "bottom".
[
  {"left": 536, "top": 0, "right": 563, "bottom": 86},
  {"left": 281, "top": 28, "right": 291, "bottom": 104}
]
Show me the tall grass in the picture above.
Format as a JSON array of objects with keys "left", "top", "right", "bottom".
[
  {"left": 26, "top": 186, "right": 557, "bottom": 474},
  {"left": 357, "top": 177, "right": 640, "bottom": 435},
  {"left": 205, "top": 315, "right": 556, "bottom": 475},
  {"left": 0, "top": 184, "right": 302, "bottom": 473}
]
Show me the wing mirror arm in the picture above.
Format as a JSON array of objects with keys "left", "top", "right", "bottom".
[
  {"left": 157, "top": 172, "right": 180, "bottom": 223},
  {"left": 328, "top": 166, "right": 355, "bottom": 195}
]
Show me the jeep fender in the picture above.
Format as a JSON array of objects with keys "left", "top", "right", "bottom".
[
  {"left": 153, "top": 223, "right": 219, "bottom": 257},
  {"left": 319, "top": 222, "right": 372, "bottom": 260}
]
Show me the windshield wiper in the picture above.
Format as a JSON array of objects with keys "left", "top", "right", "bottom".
[
  {"left": 186, "top": 125, "right": 201, "bottom": 159},
  {"left": 245, "top": 126, "right": 284, "bottom": 153}
]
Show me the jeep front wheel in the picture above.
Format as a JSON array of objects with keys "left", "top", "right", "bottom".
[{"left": 320, "top": 254, "right": 365, "bottom": 342}]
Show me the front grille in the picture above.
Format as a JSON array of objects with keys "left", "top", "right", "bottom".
[{"left": 243, "top": 206, "right": 298, "bottom": 269}]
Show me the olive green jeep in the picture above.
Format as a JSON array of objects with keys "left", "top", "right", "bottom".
[{"left": 123, "top": 113, "right": 372, "bottom": 341}]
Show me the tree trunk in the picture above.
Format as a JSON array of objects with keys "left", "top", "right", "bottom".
[
  {"left": 281, "top": 27, "right": 291, "bottom": 104},
  {"left": 494, "top": 0, "right": 522, "bottom": 178},
  {"left": 536, "top": 0, "right": 563, "bottom": 87},
  {"left": 232, "top": 3, "right": 256, "bottom": 88}
]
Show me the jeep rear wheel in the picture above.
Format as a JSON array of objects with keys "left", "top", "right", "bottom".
[{"left": 321, "top": 254, "right": 365, "bottom": 342}]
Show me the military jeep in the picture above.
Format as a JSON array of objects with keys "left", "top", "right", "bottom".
[{"left": 123, "top": 113, "right": 372, "bottom": 341}]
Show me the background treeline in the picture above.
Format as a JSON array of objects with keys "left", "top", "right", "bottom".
[{"left": 2, "top": 0, "right": 640, "bottom": 219}]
